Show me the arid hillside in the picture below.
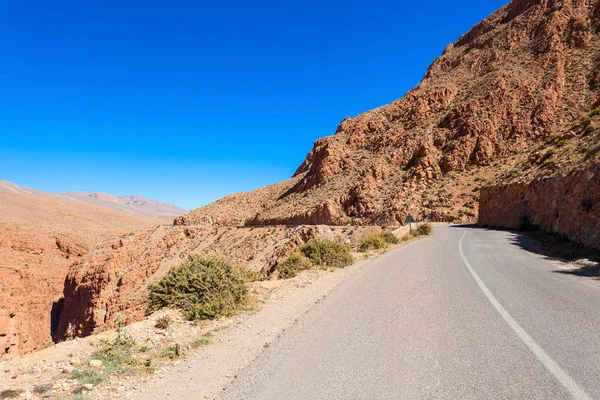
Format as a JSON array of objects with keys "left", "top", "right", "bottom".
[
  {"left": 0, "top": 189, "right": 168, "bottom": 360},
  {"left": 177, "top": 0, "right": 600, "bottom": 227},
  {"left": 31, "top": 0, "right": 600, "bottom": 351},
  {"left": 0, "top": 180, "right": 187, "bottom": 217}
]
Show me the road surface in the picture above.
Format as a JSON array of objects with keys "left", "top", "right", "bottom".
[{"left": 219, "top": 226, "right": 600, "bottom": 399}]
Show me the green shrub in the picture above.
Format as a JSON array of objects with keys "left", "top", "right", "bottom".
[
  {"left": 415, "top": 223, "right": 433, "bottom": 236},
  {"left": 148, "top": 256, "right": 249, "bottom": 320},
  {"left": 278, "top": 252, "right": 313, "bottom": 279},
  {"left": 380, "top": 230, "right": 399, "bottom": 244},
  {"left": 401, "top": 233, "right": 413, "bottom": 241},
  {"left": 359, "top": 235, "right": 388, "bottom": 252},
  {"left": 300, "top": 239, "right": 353, "bottom": 269}
]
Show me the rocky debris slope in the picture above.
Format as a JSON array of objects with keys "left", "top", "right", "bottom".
[
  {"left": 178, "top": 0, "right": 600, "bottom": 227},
  {"left": 0, "top": 190, "right": 165, "bottom": 360},
  {"left": 55, "top": 225, "right": 384, "bottom": 340},
  {"left": 480, "top": 112, "right": 600, "bottom": 249}
]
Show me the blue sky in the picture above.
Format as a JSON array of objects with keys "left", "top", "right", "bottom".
[{"left": 0, "top": 0, "right": 507, "bottom": 209}]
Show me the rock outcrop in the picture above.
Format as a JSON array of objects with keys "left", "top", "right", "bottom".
[
  {"left": 55, "top": 225, "right": 383, "bottom": 340},
  {"left": 0, "top": 189, "right": 164, "bottom": 360},
  {"left": 176, "top": 0, "right": 600, "bottom": 227},
  {"left": 480, "top": 112, "right": 600, "bottom": 249},
  {"left": 53, "top": 0, "right": 600, "bottom": 346}
]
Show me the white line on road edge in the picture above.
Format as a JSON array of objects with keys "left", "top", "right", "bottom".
[{"left": 458, "top": 231, "right": 592, "bottom": 400}]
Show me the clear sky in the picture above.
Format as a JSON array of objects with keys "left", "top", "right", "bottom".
[{"left": 0, "top": 0, "right": 507, "bottom": 210}]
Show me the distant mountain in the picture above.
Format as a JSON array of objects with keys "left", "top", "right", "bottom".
[
  {"left": 0, "top": 180, "right": 186, "bottom": 217},
  {"left": 62, "top": 192, "right": 187, "bottom": 217}
]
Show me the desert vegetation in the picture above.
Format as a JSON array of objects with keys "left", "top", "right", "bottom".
[
  {"left": 359, "top": 230, "right": 400, "bottom": 252},
  {"left": 148, "top": 256, "right": 254, "bottom": 320},
  {"left": 278, "top": 239, "right": 353, "bottom": 279},
  {"left": 401, "top": 223, "right": 433, "bottom": 241}
]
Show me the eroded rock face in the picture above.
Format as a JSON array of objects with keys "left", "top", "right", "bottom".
[
  {"left": 0, "top": 191, "right": 163, "bottom": 360},
  {"left": 45, "top": 0, "right": 600, "bottom": 349},
  {"left": 176, "top": 0, "right": 600, "bottom": 227},
  {"left": 55, "top": 225, "right": 381, "bottom": 340},
  {"left": 480, "top": 164, "right": 600, "bottom": 249}
]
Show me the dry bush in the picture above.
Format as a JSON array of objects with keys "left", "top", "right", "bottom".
[{"left": 148, "top": 256, "right": 250, "bottom": 320}]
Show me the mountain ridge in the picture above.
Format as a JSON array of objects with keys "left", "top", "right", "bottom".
[{"left": 0, "top": 180, "right": 186, "bottom": 217}]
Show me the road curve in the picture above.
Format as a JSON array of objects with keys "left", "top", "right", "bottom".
[{"left": 219, "top": 226, "right": 600, "bottom": 399}]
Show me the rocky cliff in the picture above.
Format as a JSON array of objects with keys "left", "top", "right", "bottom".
[
  {"left": 55, "top": 225, "right": 384, "bottom": 340},
  {"left": 55, "top": 0, "right": 600, "bottom": 345},
  {"left": 480, "top": 111, "right": 600, "bottom": 249},
  {"left": 0, "top": 190, "right": 164, "bottom": 360},
  {"left": 179, "top": 0, "right": 600, "bottom": 227}
]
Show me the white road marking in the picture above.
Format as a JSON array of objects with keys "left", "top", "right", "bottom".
[{"left": 458, "top": 231, "right": 592, "bottom": 400}]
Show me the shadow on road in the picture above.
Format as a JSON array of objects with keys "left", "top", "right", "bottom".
[{"left": 450, "top": 224, "right": 600, "bottom": 278}]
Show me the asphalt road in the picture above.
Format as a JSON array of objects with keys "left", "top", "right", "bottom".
[{"left": 219, "top": 226, "right": 600, "bottom": 399}]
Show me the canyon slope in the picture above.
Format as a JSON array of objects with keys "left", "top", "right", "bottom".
[
  {"left": 0, "top": 186, "right": 169, "bottom": 360},
  {"left": 177, "top": 0, "right": 600, "bottom": 228},
  {"left": 42, "top": 0, "right": 600, "bottom": 349}
]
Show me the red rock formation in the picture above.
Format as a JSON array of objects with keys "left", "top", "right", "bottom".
[
  {"left": 55, "top": 225, "right": 381, "bottom": 339},
  {"left": 479, "top": 112, "right": 600, "bottom": 249},
  {"left": 178, "top": 0, "right": 600, "bottom": 227},
  {"left": 0, "top": 189, "right": 164, "bottom": 360},
  {"left": 54, "top": 0, "right": 600, "bottom": 345},
  {"left": 480, "top": 164, "right": 600, "bottom": 249}
]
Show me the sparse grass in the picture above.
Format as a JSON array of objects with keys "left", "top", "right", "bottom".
[
  {"left": 0, "top": 390, "right": 23, "bottom": 399},
  {"left": 69, "top": 326, "right": 153, "bottom": 389},
  {"left": 70, "top": 369, "right": 105, "bottom": 386},
  {"left": 193, "top": 336, "right": 212, "bottom": 348},
  {"left": 154, "top": 315, "right": 171, "bottom": 330},
  {"left": 148, "top": 256, "right": 250, "bottom": 320},
  {"left": 546, "top": 133, "right": 561, "bottom": 143},
  {"left": 161, "top": 343, "right": 183, "bottom": 359},
  {"left": 542, "top": 148, "right": 556, "bottom": 162},
  {"left": 92, "top": 328, "right": 137, "bottom": 376},
  {"left": 278, "top": 252, "right": 312, "bottom": 279},
  {"left": 300, "top": 239, "right": 353, "bottom": 269}
]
